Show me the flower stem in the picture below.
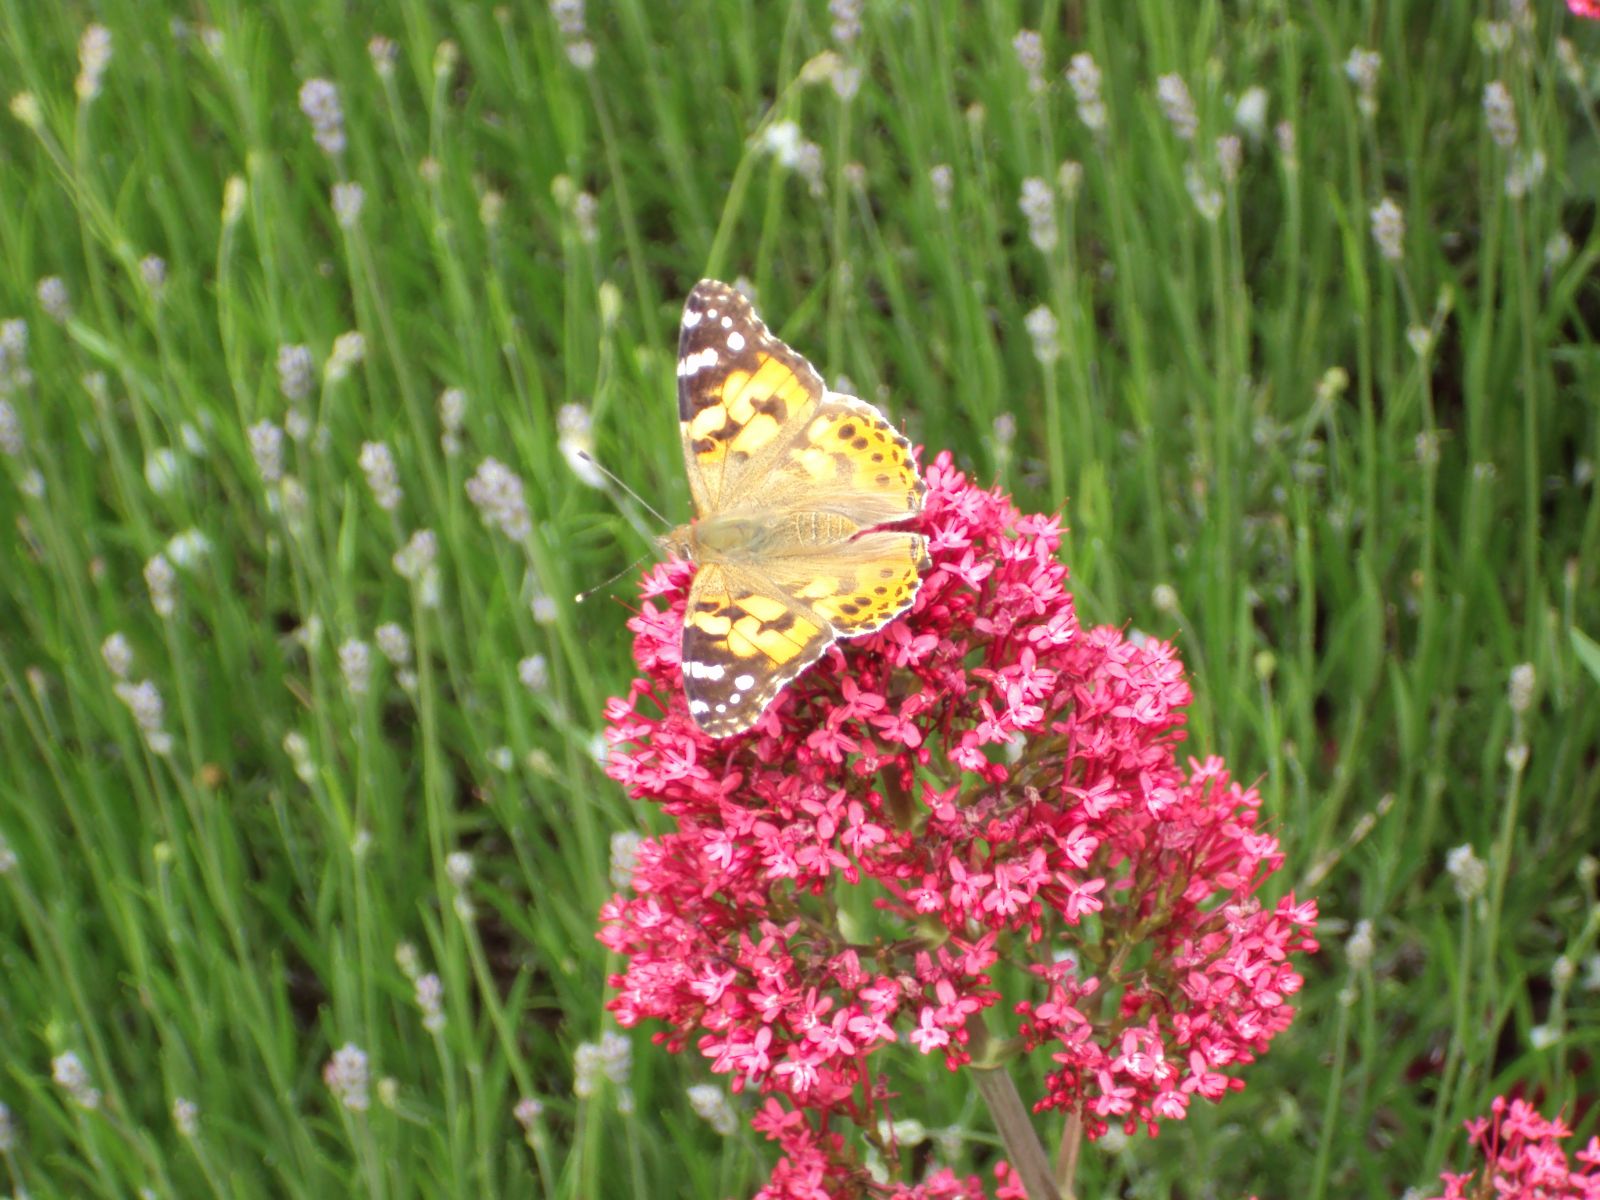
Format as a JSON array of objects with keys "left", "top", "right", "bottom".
[
  {"left": 1055, "top": 1109, "right": 1082, "bottom": 1200},
  {"left": 965, "top": 1015, "right": 1061, "bottom": 1200}
]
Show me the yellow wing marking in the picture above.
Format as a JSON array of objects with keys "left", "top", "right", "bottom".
[
  {"left": 725, "top": 356, "right": 793, "bottom": 421},
  {"left": 684, "top": 353, "right": 819, "bottom": 478},
  {"left": 686, "top": 609, "right": 732, "bottom": 636},
  {"left": 768, "top": 532, "right": 928, "bottom": 636},
  {"left": 734, "top": 593, "right": 788, "bottom": 622},
  {"left": 804, "top": 405, "right": 921, "bottom": 498},
  {"left": 726, "top": 612, "right": 821, "bottom": 665}
]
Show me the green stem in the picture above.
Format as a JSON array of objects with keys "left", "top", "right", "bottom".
[{"left": 964, "top": 1014, "right": 1061, "bottom": 1200}]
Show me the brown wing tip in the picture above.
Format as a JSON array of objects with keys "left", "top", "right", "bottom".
[
  {"left": 695, "top": 714, "right": 756, "bottom": 739},
  {"left": 687, "top": 278, "right": 745, "bottom": 309}
]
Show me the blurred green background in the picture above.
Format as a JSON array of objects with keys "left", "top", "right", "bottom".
[{"left": 1, "top": 1, "right": 1597, "bottom": 1196}]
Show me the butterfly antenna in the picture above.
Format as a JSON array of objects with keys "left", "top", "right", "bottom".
[
  {"left": 577, "top": 450, "right": 672, "bottom": 527},
  {"left": 575, "top": 550, "right": 652, "bottom": 605}
]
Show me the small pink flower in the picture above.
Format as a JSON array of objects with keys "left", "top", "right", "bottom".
[
  {"left": 1571, "top": 0, "right": 1600, "bottom": 17},
  {"left": 910, "top": 1007, "right": 952, "bottom": 1054}
]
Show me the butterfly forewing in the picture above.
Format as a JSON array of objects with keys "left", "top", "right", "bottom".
[
  {"left": 676, "top": 280, "right": 826, "bottom": 516},
  {"left": 680, "top": 564, "right": 832, "bottom": 736}
]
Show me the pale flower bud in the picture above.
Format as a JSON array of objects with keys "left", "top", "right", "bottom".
[
  {"left": 1445, "top": 843, "right": 1487, "bottom": 902},
  {"left": 1508, "top": 662, "right": 1535, "bottom": 713}
]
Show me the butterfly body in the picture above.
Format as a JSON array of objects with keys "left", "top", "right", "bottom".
[
  {"left": 669, "top": 280, "right": 928, "bottom": 738},
  {"left": 664, "top": 509, "right": 863, "bottom": 562}
]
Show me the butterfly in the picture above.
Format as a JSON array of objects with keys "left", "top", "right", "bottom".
[{"left": 661, "top": 280, "right": 928, "bottom": 738}]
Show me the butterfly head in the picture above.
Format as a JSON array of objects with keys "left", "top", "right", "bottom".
[{"left": 660, "top": 522, "right": 696, "bottom": 562}]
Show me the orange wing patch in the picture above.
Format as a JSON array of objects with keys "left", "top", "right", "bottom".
[{"left": 684, "top": 354, "right": 813, "bottom": 468}]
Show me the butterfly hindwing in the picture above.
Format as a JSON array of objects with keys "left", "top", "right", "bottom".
[
  {"left": 763, "top": 531, "right": 929, "bottom": 637},
  {"left": 776, "top": 391, "right": 926, "bottom": 527}
]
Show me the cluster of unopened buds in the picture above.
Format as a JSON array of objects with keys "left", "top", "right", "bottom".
[{"left": 601, "top": 453, "right": 1317, "bottom": 1197}]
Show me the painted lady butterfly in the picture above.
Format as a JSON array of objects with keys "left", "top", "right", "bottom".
[{"left": 662, "top": 280, "right": 928, "bottom": 737}]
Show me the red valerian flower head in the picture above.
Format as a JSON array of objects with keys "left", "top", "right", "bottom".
[
  {"left": 1570, "top": 0, "right": 1600, "bottom": 18},
  {"left": 1426, "top": 1095, "right": 1600, "bottom": 1199},
  {"left": 600, "top": 453, "right": 1317, "bottom": 1195}
]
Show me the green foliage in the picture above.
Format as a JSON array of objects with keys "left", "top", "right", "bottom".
[{"left": 0, "top": 1, "right": 1596, "bottom": 1196}]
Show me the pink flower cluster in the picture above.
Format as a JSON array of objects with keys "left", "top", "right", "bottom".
[
  {"left": 1570, "top": 1, "right": 1600, "bottom": 19},
  {"left": 600, "top": 453, "right": 1317, "bottom": 1196},
  {"left": 1429, "top": 1096, "right": 1600, "bottom": 1200}
]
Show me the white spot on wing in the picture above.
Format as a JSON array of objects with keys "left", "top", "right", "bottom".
[
  {"left": 685, "top": 660, "right": 726, "bottom": 680},
  {"left": 689, "top": 700, "right": 710, "bottom": 714},
  {"left": 728, "top": 692, "right": 742, "bottom": 706},
  {"left": 734, "top": 673, "right": 755, "bottom": 691},
  {"left": 727, "top": 331, "right": 745, "bottom": 352},
  {"left": 680, "top": 346, "right": 720, "bottom": 375}
]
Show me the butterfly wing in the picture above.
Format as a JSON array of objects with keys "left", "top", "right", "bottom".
[
  {"left": 748, "top": 387, "right": 929, "bottom": 636},
  {"left": 762, "top": 531, "right": 929, "bottom": 638},
  {"left": 777, "top": 390, "right": 926, "bottom": 527},
  {"left": 679, "top": 531, "right": 925, "bottom": 737},
  {"left": 677, "top": 280, "right": 826, "bottom": 518},
  {"left": 680, "top": 562, "right": 833, "bottom": 737}
]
